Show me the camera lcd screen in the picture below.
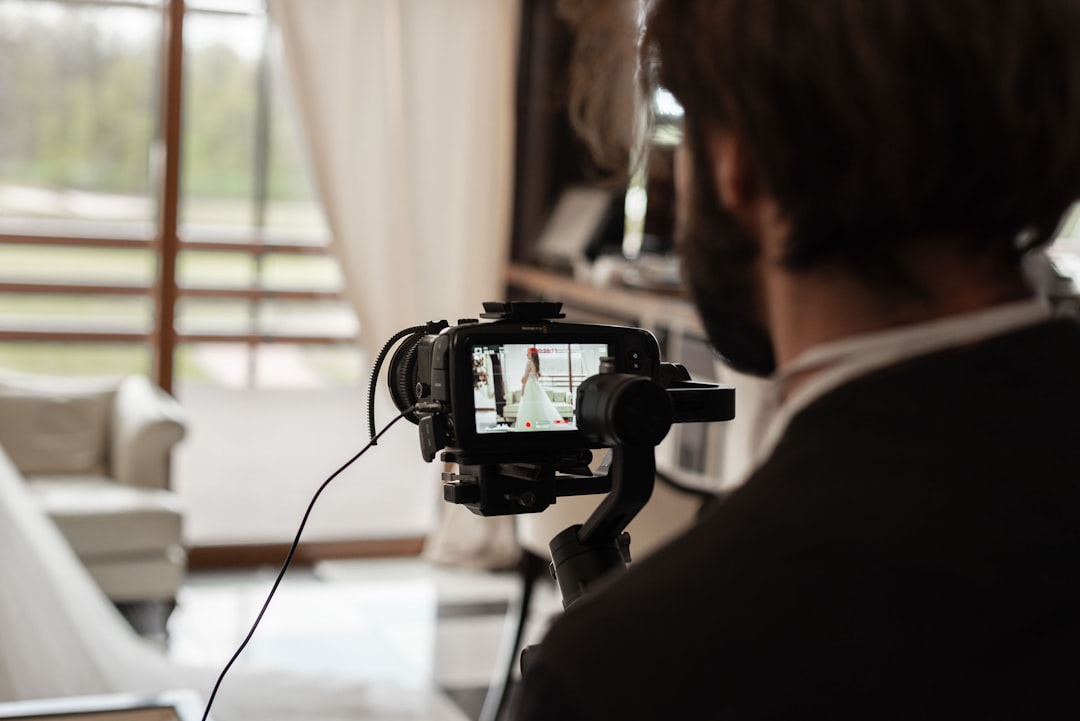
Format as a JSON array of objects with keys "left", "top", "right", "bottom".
[{"left": 470, "top": 342, "right": 609, "bottom": 434}]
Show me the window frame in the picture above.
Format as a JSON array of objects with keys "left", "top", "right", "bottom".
[{"left": 0, "top": 0, "right": 355, "bottom": 393}]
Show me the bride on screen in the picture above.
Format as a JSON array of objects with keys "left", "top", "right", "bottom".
[{"left": 514, "top": 348, "right": 565, "bottom": 430}]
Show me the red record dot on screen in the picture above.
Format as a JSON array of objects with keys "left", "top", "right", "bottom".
[{"left": 526, "top": 422, "right": 532, "bottom": 428}]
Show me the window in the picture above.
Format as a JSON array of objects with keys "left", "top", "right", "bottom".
[{"left": 0, "top": 0, "right": 361, "bottom": 390}]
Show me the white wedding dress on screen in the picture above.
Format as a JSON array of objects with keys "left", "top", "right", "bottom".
[
  {"left": 0, "top": 448, "right": 461, "bottom": 720},
  {"left": 513, "top": 375, "right": 565, "bottom": 430}
]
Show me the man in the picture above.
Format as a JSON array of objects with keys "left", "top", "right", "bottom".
[{"left": 514, "top": 1, "right": 1080, "bottom": 718}]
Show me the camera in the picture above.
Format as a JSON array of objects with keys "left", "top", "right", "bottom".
[
  {"left": 373, "top": 299, "right": 734, "bottom": 465},
  {"left": 384, "top": 301, "right": 679, "bottom": 463},
  {"left": 371, "top": 302, "right": 733, "bottom": 613}
]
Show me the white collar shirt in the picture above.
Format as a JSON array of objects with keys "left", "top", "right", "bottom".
[{"left": 752, "top": 298, "right": 1054, "bottom": 469}]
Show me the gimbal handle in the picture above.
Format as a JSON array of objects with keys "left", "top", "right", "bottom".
[
  {"left": 518, "top": 440, "right": 660, "bottom": 684},
  {"left": 548, "top": 442, "right": 656, "bottom": 608}
]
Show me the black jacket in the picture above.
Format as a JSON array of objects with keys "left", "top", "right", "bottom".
[{"left": 515, "top": 319, "right": 1080, "bottom": 720}]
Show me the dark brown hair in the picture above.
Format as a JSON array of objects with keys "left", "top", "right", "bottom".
[{"left": 642, "top": 0, "right": 1080, "bottom": 271}]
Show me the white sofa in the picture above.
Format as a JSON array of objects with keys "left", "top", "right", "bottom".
[
  {"left": 502, "top": 387, "right": 574, "bottom": 423},
  {"left": 0, "top": 371, "right": 187, "bottom": 625}
]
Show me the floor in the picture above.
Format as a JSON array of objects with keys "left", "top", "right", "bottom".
[{"left": 165, "top": 557, "right": 563, "bottom": 721}]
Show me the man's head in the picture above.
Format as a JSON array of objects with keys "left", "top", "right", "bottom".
[{"left": 642, "top": 0, "right": 1080, "bottom": 373}]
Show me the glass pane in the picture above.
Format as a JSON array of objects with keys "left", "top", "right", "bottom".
[
  {"left": 261, "top": 253, "right": 342, "bottom": 290},
  {"left": 0, "top": 243, "right": 155, "bottom": 285},
  {"left": 180, "top": 13, "right": 330, "bottom": 245},
  {"left": 264, "top": 31, "right": 329, "bottom": 238},
  {"left": 185, "top": 0, "right": 265, "bottom": 13},
  {"left": 0, "top": 292, "right": 151, "bottom": 332},
  {"left": 252, "top": 343, "right": 361, "bottom": 388},
  {"left": 175, "top": 341, "right": 363, "bottom": 388},
  {"left": 180, "top": 11, "right": 263, "bottom": 234},
  {"left": 0, "top": 342, "right": 149, "bottom": 376},
  {"left": 258, "top": 299, "right": 358, "bottom": 337},
  {"left": 175, "top": 341, "right": 250, "bottom": 386},
  {"left": 176, "top": 297, "right": 253, "bottom": 335},
  {"left": 0, "top": 1, "right": 160, "bottom": 229},
  {"left": 177, "top": 250, "right": 258, "bottom": 288},
  {"left": 294, "top": 344, "right": 364, "bottom": 386},
  {"left": 263, "top": 200, "right": 329, "bottom": 240}
]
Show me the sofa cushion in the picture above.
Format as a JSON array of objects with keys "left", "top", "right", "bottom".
[
  {"left": 0, "top": 375, "right": 118, "bottom": 476},
  {"left": 25, "top": 477, "right": 184, "bottom": 557},
  {"left": 84, "top": 553, "right": 187, "bottom": 603}
]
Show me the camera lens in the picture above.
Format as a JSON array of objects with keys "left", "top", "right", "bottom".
[{"left": 387, "top": 332, "right": 425, "bottom": 423}]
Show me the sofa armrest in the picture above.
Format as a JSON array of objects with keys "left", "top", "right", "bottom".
[{"left": 110, "top": 376, "right": 186, "bottom": 489}]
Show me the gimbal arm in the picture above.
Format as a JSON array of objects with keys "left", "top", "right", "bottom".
[{"left": 548, "top": 442, "right": 657, "bottom": 609}]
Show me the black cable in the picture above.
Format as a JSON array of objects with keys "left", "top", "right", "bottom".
[{"left": 199, "top": 408, "right": 414, "bottom": 721}]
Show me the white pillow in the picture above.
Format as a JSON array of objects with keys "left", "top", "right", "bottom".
[{"left": 0, "top": 375, "right": 119, "bottom": 476}]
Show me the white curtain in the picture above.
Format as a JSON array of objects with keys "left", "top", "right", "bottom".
[
  {"left": 267, "top": 0, "right": 523, "bottom": 572},
  {"left": 0, "top": 445, "right": 465, "bottom": 718},
  {"left": 267, "top": 0, "right": 520, "bottom": 355}
]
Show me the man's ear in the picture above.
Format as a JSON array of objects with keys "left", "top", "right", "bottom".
[{"left": 709, "top": 131, "right": 762, "bottom": 217}]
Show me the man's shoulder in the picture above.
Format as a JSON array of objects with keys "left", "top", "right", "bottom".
[
  {"left": 771, "top": 318, "right": 1080, "bottom": 468},
  {"left": 519, "top": 493, "right": 849, "bottom": 713},
  {"left": 514, "top": 319, "right": 1080, "bottom": 720},
  {"left": 826, "top": 317, "right": 1080, "bottom": 405},
  {"left": 516, "top": 487, "right": 953, "bottom": 719}
]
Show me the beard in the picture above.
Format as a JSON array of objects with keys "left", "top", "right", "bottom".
[{"left": 675, "top": 137, "right": 777, "bottom": 377}]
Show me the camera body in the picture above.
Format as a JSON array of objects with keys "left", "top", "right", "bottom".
[
  {"left": 389, "top": 302, "right": 663, "bottom": 463},
  {"left": 375, "top": 302, "right": 736, "bottom": 517}
]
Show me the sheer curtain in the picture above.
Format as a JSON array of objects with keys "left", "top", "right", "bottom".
[
  {"left": 267, "top": 0, "right": 523, "bottom": 570},
  {"left": 267, "top": 0, "right": 520, "bottom": 355}
]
